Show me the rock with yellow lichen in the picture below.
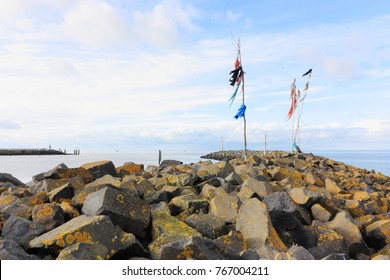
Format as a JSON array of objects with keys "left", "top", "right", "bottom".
[
  {"left": 32, "top": 203, "right": 64, "bottom": 232},
  {"left": 116, "top": 162, "right": 144, "bottom": 177},
  {"left": 81, "top": 186, "right": 150, "bottom": 238},
  {"left": 29, "top": 215, "right": 139, "bottom": 259},
  {"left": 184, "top": 213, "right": 228, "bottom": 239},
  {"left": 157, "top": 236, "right": 240, "bottom": 260},
  {"left": 236, "top": 198, "right": 288, "bottom": 252},
  {"left": 80, "top": 160, "right": 117, "bottom": 180}
]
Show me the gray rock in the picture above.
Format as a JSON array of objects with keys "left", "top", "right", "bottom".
[
  {"left": 29, "top": 215, "right": 134, "bottom": 257},
  {"left": 263, "top": 192, "right": 311, "bottom": 225},
  {"left": 1, "top": 215, "right": 46, "bottom": 250},
  {"left": 287, "top": 245, "right": 315, "bottom": 260},
  {"left": 215, "top": 231, "right": 247, "bottom": 253},
  {"left": 0, "top": 173, "right": 24, "bottom": 186},
  {"left": 288, "top": 187, "right": 322, "bottom": 208},
  {"left": 225, "top": 172, "right": 243, "bottom": 185},
  {"left": 169, "top": 195, "right": 209, "bottom": 215},
  {"left": 157, "top": 236, "right": 241, "bottom": 260},
  {"left": 71, "top": 183, "right": 115, "bottom": 208},
  {"left": 269, "top": 211, "right": 316, "bottom": 249},
  {"left": 325, "top": 211, "right": 369, "bottom": 256},
  {"left": 47, "top": 183, "right": 74, "bottom": 203},
  {"left": 184, "top": 214, "right": 227, "bottom": 239},
  {"left": 33, "top": 163, "right": 68, "bottom": 182},
  {"left": 311, "top": 203, "right": 332, "bottom": 222},
  {"left": 150, "top": 202, "right": 171, "bottom": 216},
  {"left": 239, "top": 178, "right": 273, "bottom": 201},
  {"left": 365, "top": 220, "right": 390, "bottom": 250},
  {"left": 0, "top": 237, "right": 39, "bottom": 260},
  {"left": 80, "top": 160, "right": 117, "bottom": 179},
  {"left": 236, "top": 198, "right": 287, "bottom": 253},
  {"left": 144, "top": 190, "right": 169, "bottom": 204},
  {"left": 32, "top": 203, "right": 65, "bottom": 231},
  {"left": 309, "top": 225, "right": 348, "bottom": 259},
  {"left": 236, "top": 198, "right": 270, "bottom": 249},
  {"left": 81, "top": 186, "right": 150, "bottom": 238},
  {"left": 159, "top": 160, "right": 183, "bottom": 170},
  {"left": 209, "top": 195, "right": 239, "bottom": 223},
  {"left": 240, "top": 249, "right": 260, "bottom": 260},
  {"left": 56, "top": 242, "right": 109, "bottom": 260}
]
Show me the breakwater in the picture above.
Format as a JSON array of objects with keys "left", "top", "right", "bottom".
[
  {"left": 0, "top": 149, "right": 66, "bottom": 156},
  {"left": 0, "top": 151, "right": 389, "bottom": 260}
]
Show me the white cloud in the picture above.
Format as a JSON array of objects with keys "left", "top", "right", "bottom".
[
  {"left": 132, "top": 0, "right": 198, "bottom": 48},
  {"left": 352, "top": 119, "right": 390, "bottom": 133},
  {"left": 58, "top": 1, "right": 130, "bottom": 47}
]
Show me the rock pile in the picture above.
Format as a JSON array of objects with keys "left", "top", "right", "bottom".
[{"left": 0, "top": 152, "right": 389, "bottom": 260}]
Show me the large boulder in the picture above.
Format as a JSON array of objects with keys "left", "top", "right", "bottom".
[
  {"left": 325, "top": 211, "right": 370, "bottom": 256},
  {"left": 32, "top": 203, "right": 65, "bottom": 231},
  {"left": 29, "top": 215, "right": 134, "bottom": 257},
  {"left": 116, "top": 162, "right": 144, "bottom": 177},
  {"left": 71, "top": 183, "right": 115, "bottom": 208},
  {"left": 184, "top": 214, "right": 228, "bottom": 239},
  {"left": 269, "top": 211, "right": 316, "bottom": 249},
  {"left": 81, "top": 186, "right": 150, "bottom": 238},
  {"left": 47, "top": 183, "right": 74, "bottom": 203},
  {"left": 56, "top": 242, "right": 109, "bottom": 260},
  {"left": 159, "top": 160, "right": 183, "bottom": 170},
  {"left": 365, "top": 220, "right": 390, "bottom": 250},
  {"left": 209, "top": 195, "right": 239, "bottom": 224},
  {"left": 30, "top": 177, "right": 85, "bottom": 194},
  {"left": 169, "top": 195, "right": 209, "bottom": 215},
  {"left": 32, "top": 163, "right": 68, "bottom": 182},
  {"left": 238, "top": 178, "right": 273, "bottom": 201},
  {"left": 309, "top": 225, "right": 348, "bottom": 259},
  {"left": 215, "top": 231, "right": 247, "bottom": 253},
  {"left": 288, "top": 187, "right": 322, "bottom": 208},
  {"left": 0, "top": 173, "right": 24, "bottom": 186},
  {"left": 263, "top": 192, "right": 311, "bottom": 225},
  {"left": 1, "top": 215, "right": 46, "bottom": 250},
  {"left": 80, "top": 160, "right": 117, "bottom": 179},
  {"left": 236, "top": 198, "right": 287, "bottom": 252},
  {"left": 0, "top": 238, "right": 39, "bottom": 260}
]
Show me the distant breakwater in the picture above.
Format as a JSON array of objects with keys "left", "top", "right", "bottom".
[
  {"left": 0, "top": 151, "right": 390, "bottom": 260},
  {"left": 202, "top": 150, "right": 275, "bottom": 161},
  {"left": 0, "top": 148, "right": 80, "bottom": 156}
]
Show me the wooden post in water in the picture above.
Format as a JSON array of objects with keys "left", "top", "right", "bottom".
[
  {"left": 264, "top": 133, "right": 267, "bottom": 156},
  {"left": 158, "top": 149, "right": 162, "bottom": 165}
]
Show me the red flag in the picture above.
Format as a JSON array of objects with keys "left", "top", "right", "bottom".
[{"left": 287, "top": 79, "right": 297, "bottom": 119}]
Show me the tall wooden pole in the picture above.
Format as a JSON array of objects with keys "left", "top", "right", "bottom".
[{"left": 238, "top": 39, "right": 247, "bottom": 159}]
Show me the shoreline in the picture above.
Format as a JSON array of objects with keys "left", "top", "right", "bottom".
[{"left": 0, "top": 151, "right": 389, "bottom": 260}]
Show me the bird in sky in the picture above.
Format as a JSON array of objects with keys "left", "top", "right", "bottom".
[{"left": 302, "top": 69, "right": 312, "bottom": 77}]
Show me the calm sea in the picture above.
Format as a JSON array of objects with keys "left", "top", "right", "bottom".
[{"left": 0, "top": 150, "right": 389, "bottom": 183}]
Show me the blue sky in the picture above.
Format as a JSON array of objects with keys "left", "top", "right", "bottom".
[{"left": 1, "top": 0, "right": 390, "bottom": 152}]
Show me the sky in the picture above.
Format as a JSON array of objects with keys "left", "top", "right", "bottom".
[{"left": 1, "top": 0, "right": 390, "bottom": 152}]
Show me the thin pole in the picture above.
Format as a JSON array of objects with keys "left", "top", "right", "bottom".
[
  {"left": 238, "top": 39, "right": 247, "bottom": 160},
  {"left": 264, "top": 133, "right": 267, "bottom": 156},
  {"left": 291, "top": 103, "right": 294, "bottom": 153}
]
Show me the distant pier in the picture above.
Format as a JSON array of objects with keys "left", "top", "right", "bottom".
[{"left": 0, "top": 148, "right": 80, "bottom": 156}]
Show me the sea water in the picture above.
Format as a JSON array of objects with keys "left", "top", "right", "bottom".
[{"left": 0, "top": 150, "right": 389, "bottom": 183}]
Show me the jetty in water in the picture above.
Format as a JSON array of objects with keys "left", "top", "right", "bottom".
[{"left": 0, "top": 148, "right": 79, "bottom": 156}]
